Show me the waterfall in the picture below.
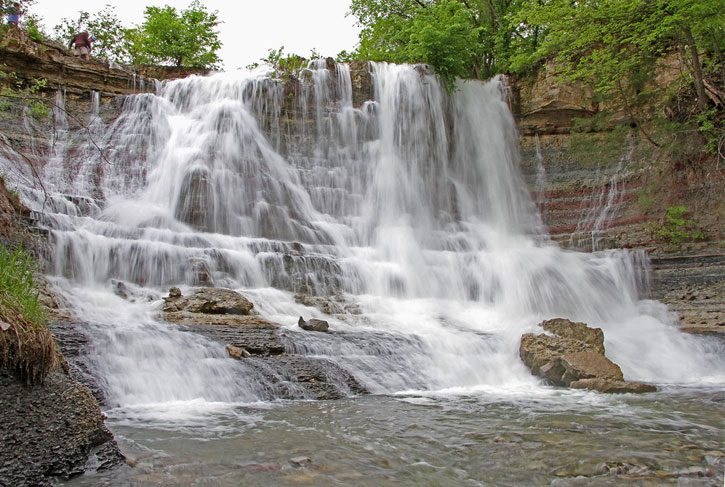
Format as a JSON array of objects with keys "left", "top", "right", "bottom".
[{"left": 1, "top": 62, "right": 722, "bottom": 414}]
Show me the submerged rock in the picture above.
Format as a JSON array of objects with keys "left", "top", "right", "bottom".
[
  {"left": 294, "top": 294, "right": 362, "bottom": 316},
  {"left": 520, "top": 318, "right": 656, "bottom": 393},
  {"left": 298, "top": 316, "right": 329, "bottom": 332},
  {"left": 570, "top": 378, "right": 656, "bottom": 393}
]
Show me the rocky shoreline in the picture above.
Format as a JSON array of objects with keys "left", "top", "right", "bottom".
[{"left": 0, "top": 370, "right": 124, "bottom": 486}]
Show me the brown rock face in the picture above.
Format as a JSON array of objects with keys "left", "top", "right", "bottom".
[
  {"left": 520, "top": 318, "right": 656, "bottom": 393},
  {"left": 0, "top": 28, "right": 154, "bottom": 98},
  {"left": 560, "top": 351, "right": 623, "bottom": 383},
  {"left": 541, "top": 318, "right": 605, "bottom": 353}
]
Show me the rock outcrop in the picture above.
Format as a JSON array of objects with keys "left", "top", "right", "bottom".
[
  {"left": 163, "top": 287, "right": 254, "bottom": 315},
  {"left": 0, "top": 28, "right": 153, "bottom": 98},
  {"left": 520, "top": 318, "right": 656, "bottom": 393},
  {"left": 0, "top": 369, "right": 124, "bottom": 486},
  {"left": 298, "top": 316, "right": 329, "bottom": 332},
  {"left": 160, "top": 288, "right": 366, "bottom": 400}
]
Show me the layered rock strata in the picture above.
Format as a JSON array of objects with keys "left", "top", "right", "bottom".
[{"left": 160, "top": 287, "right": 366, "bottom": 400}]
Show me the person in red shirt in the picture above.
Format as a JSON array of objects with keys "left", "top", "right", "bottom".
[{"left": 69, "top": 31, "right": 94, "bottom": 60}]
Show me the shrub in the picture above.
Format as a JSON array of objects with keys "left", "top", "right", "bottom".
[{"left": 646, "top": 205, "right": 707, "bottom": 246}]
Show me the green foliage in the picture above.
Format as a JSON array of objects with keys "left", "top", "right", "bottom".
[
  {"left": 508, "top": 0, "right": 724, "bottom": 147},
  {"left": 350, "top": 0, "right": 518, "bottom": 88},
  {"left": 21, "top": 13, "right": 45, "bottom": 41},
  {"left": 0, "top": 247, "right": 45, "bottom": 326},
  {"left": 353, "top": 0, "right": 483, "bottom": 90},
  {"left": 647, "top": 205, "right": 707, "bottom": 245},
  {"left": 258, "top": 46, "right": 306, "bottom": 76},
  {"left": 0, "top": 70, "right": 49, "bottom": 120},
  {"left": 696, "top": 107, "right": 724, "bottom": 156},
  {"left": 0, "top": 0, "right": 34, "bottom": 16},
  {"left": 126, "top": 0, "right": 222, "bottom": 68},
  {"left": 335, "top": 50, "right": 355, "bottom": 63},
  {"left": 54, "top": 5, "right": 130, "bottom": 63},
  {"left": 0, "top": 245, "right": 55, "bottom": 386}
]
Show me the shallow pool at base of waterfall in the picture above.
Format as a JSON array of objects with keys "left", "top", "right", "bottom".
[{"left": 64, "top": 387, "right": 723, "bottom": 486}]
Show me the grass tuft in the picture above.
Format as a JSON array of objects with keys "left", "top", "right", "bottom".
[{"left": 0, "top": 247, "right": 56, "bottom": 385}]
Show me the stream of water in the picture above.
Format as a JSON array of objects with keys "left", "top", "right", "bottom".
[{"left": 1, "top": 61, "right": 722, "bottom": 485}]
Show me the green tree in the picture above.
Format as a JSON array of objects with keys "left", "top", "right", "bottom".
[
  {"left": 350, "top": 0, "right": 521, "bottom": 86},
  {"left": 53, "top": 5, "right": 130, "bottom": 63},
  {"left": 508, "top": 0, "right": 724, "bottom": 147},
  {"left": 0, "top": 0, "right": 34, "bottom": 16},
  {"left": 127, "top": 0, "right": 222, "bottom": 68}
]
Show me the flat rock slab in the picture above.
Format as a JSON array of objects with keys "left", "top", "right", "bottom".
[{"left": 181, "top": 322, "right": 285, "bottom": 357}]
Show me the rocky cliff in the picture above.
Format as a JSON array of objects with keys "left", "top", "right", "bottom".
[{"left": 510, "top": 60, "right": 724, "bottom": 333}]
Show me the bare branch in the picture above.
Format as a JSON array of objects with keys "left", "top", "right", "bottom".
[{"left": 0, "top": 92, "right": 114, "bottom": 166}]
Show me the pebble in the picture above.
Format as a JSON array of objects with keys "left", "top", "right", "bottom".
[{"left": 289, "top": 456, "right": 312, "bottom": 467}]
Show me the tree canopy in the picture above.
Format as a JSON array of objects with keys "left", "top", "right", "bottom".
[
  {"left": 54, "top": 6, "right": 129, "bottom": 63},
  {"left": 351, "top": 0, "right": 517, "bottom": 85},
  {"left": 50, "top": 1, "right": 222, "bottom": 69},
  {"left": 127, "top": 0, "right": 222, "bottom": 68},
  {"left": 349, "top": 0, "right": 724, "bottom": 150}
]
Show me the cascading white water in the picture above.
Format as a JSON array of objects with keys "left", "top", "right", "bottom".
[
  {"left": 570, "top": 138, "right": 633, "bottom": 251},
  {"left": 1, "top": 62, "right": 723, "bottom": 416}
]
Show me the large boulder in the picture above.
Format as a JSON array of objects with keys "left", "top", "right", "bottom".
[
  {"left": 162, "top": 287, "right": 254, "bottom": 315},
  {"left": 520, "top": 318, "right": 656, "bottom": 393},
  {"left": 298, "top": 316, "right": 329, "bottom": 332}
]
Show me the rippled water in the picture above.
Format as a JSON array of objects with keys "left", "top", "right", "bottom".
[{"left": 65, "top": 387, "right": 723, "bottom": 486}]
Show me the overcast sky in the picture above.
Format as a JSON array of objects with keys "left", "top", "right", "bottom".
[{"left": 29, "top": 0, "right": 361, "bottom": 70}]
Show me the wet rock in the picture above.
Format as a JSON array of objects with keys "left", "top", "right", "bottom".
[
  {"left": 174, "top": 167, "right": 214, "bottom": 232},
  {"left": 0, "top": 371, "right": 124, "bottom": 486},
  {"left": 560, "top": 351, "right": 624, "bottom": 383},
  {"left": 226, "top": 344, "right": 251, "bottom": 359},
  {"left": 113, "top": 280, "right": 129, "bottom": 299},
  {"left": 187, "top": 258, "right": 214, "bottom": 287},
  {"left": 162, "top": 287, "right": 254, "bottom": 315},
  {"left": 520, "top": 318, "right": 656, "bottom": 393},
  {"left": 290, "top": 456, "right": 312, "bottom": 467},
  {"left": 570, "top": 378, "right": 657, "bottom": 393},
  {"left": 294, "top": 294, "right": 362, "bottom": 315},
  {"left": 298, "top": 316, "right": 329, "bottom": 332},
  {"left": 47, "top": 321, "right": 108, "bottom": 406},
  {"left": 249, "top": 355, "right": 367, "bottom": 400},
  {"left": 185, "top": 320, "right": 285, "bottom": 356}
]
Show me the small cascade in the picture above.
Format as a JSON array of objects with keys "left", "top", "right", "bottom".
[
  {"left": 569, "top": 139, "right": 633, "bottom": 251},
  {"left": 1, "top": 61, "right": 722, "bottom": 415},
  {"left": 533, "top": 134, "right": 548, "bottom": 219}
]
